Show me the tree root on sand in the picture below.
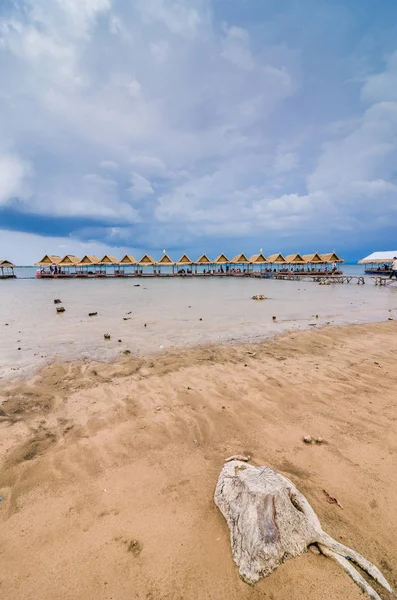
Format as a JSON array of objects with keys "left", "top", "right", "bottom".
[{"left": 214, "top": 460, "right": 394, "bottom": 599}]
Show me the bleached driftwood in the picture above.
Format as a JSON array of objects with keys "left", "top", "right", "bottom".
[{"left": 214, "top": 460, "right": 394, "bottom": 600}]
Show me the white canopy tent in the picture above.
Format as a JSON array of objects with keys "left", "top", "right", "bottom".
[{"left": 358, "top": 251, "right": 397, "bottom": 264}]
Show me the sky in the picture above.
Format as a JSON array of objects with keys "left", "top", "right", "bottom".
[{"left": 0, "top": 0, "right": 397, "bottom": 264}]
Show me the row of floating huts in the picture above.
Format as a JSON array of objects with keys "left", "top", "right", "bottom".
[{"left": 33, "top": 252, "right": 344, "bottom": 278}]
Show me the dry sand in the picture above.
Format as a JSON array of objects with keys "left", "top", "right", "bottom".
[{"left": 0, "top": 321, "right": 396, "bottom": 600}]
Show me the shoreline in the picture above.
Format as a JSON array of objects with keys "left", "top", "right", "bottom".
[
  {"left": 1, "top": 272, "right": 396, "bottom": 384},
  {"left": 1, "top": 321, "right": 397, "bottom": 599},
  {"left": 1, "top": 302, "right": 396, "bottom": 384},
  {"left": 1, "top": 311, "right": 396, "bottom": 384}
]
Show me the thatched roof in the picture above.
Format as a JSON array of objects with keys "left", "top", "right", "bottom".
[
  {"left": 195, "top": 254, "right": 212, "bottom": 264},
  {"left": 267, "top": 253, "right": 286, "bottom": 264},
  {"left": 302, "top": 253, "right": 323, "bottom": 263},
  {"left": 177, "top": 254, "right": 192, "bottom": 264},
  {"left": 35, "top": 254, "right": 61, "bottom": 266},
  {"left": 58, "top": 255, "right": 80, "bottom": 266},
  {"left": 249, "top": 253, "right": 268, "bottom": 264},
  {"left": 214, "top": 253, "right": 229, "bottom": 264},
  {"left": 157, "top": 254, "right": 174, "bottom": 265},
  {"left": 139, "top": 254, "right": 156, "bottom": 265},
  {"left": 78, "top": 255, "right": 99, "bottom": 265},
  {"left": 285, "top": 253, "right": 305, "bottom": 264},
  {"left": 0, "top": 259, "right": 15, "bottom": 267},
  {"left": 98, "top": 255, "right": 119, "bottom": 264},
  {"left": 231, "top": 253, "right": 250, "bottom": 263},
  {"left": 320, "top": 252, "right": 344, "bottom": 264},
  {"left": 119, "top": 254, "right": 137, "bottom": 264},
  {"left": 358, "top": 251, "right": 397, "bottom": 264}
]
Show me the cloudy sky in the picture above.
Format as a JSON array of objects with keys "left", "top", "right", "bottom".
[{"left": 1, "top": 0, "right": 396, "bottom": 264}]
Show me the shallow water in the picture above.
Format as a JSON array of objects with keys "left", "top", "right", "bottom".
[{"left": 1, "top": 273, "right": 397, "bottom": 380}]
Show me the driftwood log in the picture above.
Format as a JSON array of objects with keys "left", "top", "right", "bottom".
[{"left": 214, "top": 459, "right": 394, "bottom": 600}]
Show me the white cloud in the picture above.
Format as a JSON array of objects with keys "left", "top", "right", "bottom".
[
  {"left": 273, "top": 151, "right": 299, "bottom": 173},
  {"left": 138, "top": 0, "right": 204, "bottom": 37},
  {"left": 361, "top": 52, "right": 397, "bottom": 103},
  {"left": 0, "top": 155, "right": 31, "bottom": 205},
  {"left": 0, "top": 0, "right": 396, "bottom": 256},
  {"left": 150, "top": 41, "right": 170, "bottom": 64},
  {"left": 130, "top": 156, "right": 167, "bottom": 176},
  {"left": 0, "top": 229, "right": 141, "bottom": 265},
  {"left": 308, "top": 102, "right": 397, "bottom": 195},
  {"left": 100, "top": 160, "right": 118, "bottom": 170},
  {"left": 221, "top": 25, "right": 254, "bottom": 70},
  {"left": 109, "top": 15, "right": 122, "bottom": 35},
  {"left": 127, "top": 78, "right": 142, "bottom": 98},
  {"left": 129, "top": 173, "right": 155, "bottom": 198}
]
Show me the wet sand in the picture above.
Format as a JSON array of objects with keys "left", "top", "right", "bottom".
[
  {"left": 1, "top": 276, "right": 397, "bottom": 380},
  {"left": 0, "top": 321, "right": 396, "bottom": 600}
]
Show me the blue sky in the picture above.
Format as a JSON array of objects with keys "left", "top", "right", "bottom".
[{"left": 0, "top": 0, "right": 396, "bottom": 263}]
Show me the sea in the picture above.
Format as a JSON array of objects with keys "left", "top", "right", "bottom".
[{"left": 1, "top": 264, "right": 396, "bottom": 380}]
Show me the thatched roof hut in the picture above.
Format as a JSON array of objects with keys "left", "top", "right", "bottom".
[
  {"left": 231, "top": 253, "right": 250, "bottom": 263},
  {"left": 0, "top": 259, "right": 15, "bottom": 267},
  {"left": 195, "top": 254, "right": 212, "bottom": 264},
  {"left": 157, "top": 254, "right": 174, "bottom": 265},
  {"left": 214, "top": 254, "right": 229, "bottom": 264},
  {"left": 285, "top": 253, "right": 306, "bottom": 264},
  {"left": 302, "top": 253, "right": 323, "bottom": 264},
  {"left": 98, "top": 255, "right": 118, "bottom": 264},
  {"left": 78, "top": 255, "right": 99, "bottom": 265},
  {"left": 249, "top": 253, "right": 268, "bottom": 264},
  {"left": 119, "top": 255, "right": 137, "bottom": 265},
  {"left": 320, "top": 252, "right": 344, "bottom": 264},
  {"left": 177, "top": 254, "right": 193, "bottom": 265},
  {"left": 139, "top": 254, "right": 156, "bottom": 266},
  {"left": 267, "top": 253, "right": 286, "bottom": 264},
  {"left": 58, "top": 255, "right": 80, "bottom": 266},
  {"left": 35, "top": 254, "right": 61, "bottom": 266}
]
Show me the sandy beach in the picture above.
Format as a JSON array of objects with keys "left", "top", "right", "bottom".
[{"left": 0, "top": 321, "right": 396, "bottom": 599}]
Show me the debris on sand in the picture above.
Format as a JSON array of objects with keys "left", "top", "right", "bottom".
[
  {"left": 56, "top": 306, "right": 65, "bottom": 313},
  {"left": 54, "top": 299, "right": 62, "bottom": 304},
  {"left": 104, "top": 333, "right": 111, "bottom": 340},
  {"left": 323, "top": 490, "right": 344, "bottom": 509},
  {"left": 127, "top": 539, "right": 142, "bottom": 556},
  {"left": 303, "top": 435, "right": 325, "bottom": 445},
  {"left": 214, "top": 460, "right": 392, "bottom": 600},
  {"left": 88, "top": 312, "right": 97, "bottom": 317}
]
